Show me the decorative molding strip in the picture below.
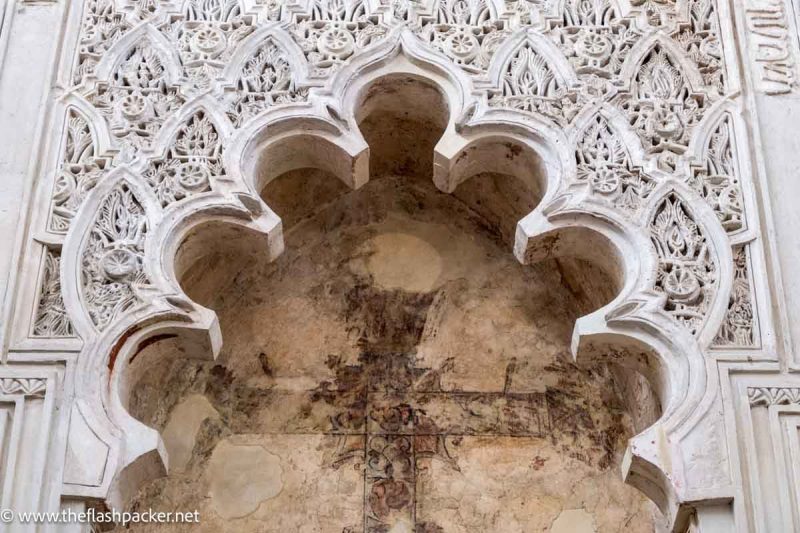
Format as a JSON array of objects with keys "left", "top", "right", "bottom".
[
  {"left": 0, "top": 377, "right": 47, "bottom": 398},
  {"left": 748, "top": 386, "right": 800, "bottom": 406}
]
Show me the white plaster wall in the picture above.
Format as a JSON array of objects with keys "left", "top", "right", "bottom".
[
  {"left": 750, "top": 93, "right": 800, "bottom": 364},
  {"left": 0, "top": 0, "right": 66, "bottom": 353}
]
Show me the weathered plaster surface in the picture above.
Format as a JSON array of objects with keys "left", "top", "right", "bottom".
[{"left": 121, "top": 172, "right": 656, "bottom": 531}]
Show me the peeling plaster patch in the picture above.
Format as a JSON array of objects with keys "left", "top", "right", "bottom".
[
  {"left": 365, "top": 232, "right": 443, "bottom": 292},
  {"left": 550, "top": 508, "right": 596, "bottom": 532},
  {"left": 387, "top": 519, "right": 414, "bottom": 533},
  {"left": 207, "top": 439, "right": 283, "bottom": 519},
  {"left": 161, "top": 394, "right": 219, "bottom": 473}
]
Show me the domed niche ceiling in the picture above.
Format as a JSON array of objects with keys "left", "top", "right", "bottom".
[{"left": 119, "top": 77, "right": 662, "bottom": 532}]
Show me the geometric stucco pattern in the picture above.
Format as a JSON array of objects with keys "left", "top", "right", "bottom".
[
  {"left": 7, "top": 0, "right": 784, "bottom": 531},
  {"left": 36, "top": 0, "right": 755, "bottom": 344}
]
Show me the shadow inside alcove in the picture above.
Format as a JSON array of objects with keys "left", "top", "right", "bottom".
[{"left": 113, "top": 75, "right": 665, "bottom": 532}]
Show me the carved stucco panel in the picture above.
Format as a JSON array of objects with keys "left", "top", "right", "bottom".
[{"left": 3, "top": 0, "right": 785, "bottom": 530}]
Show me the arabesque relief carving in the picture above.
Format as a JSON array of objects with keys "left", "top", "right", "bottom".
[
  {"left": 34, "top": 0, "right": 755, "bottom": 345},
  {"left": 8, "top": 0, "right": 782, "bottom": 530}
]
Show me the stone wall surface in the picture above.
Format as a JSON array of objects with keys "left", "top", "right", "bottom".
[{"left": 0, "top": 0, "right": 797, "bottom": 531}]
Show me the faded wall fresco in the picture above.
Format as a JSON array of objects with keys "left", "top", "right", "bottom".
[{"left": 119, "top": 166, "right": 660, "bottom": 532}]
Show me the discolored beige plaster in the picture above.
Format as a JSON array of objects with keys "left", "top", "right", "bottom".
[
  {"left": 206, "top": 438, "right": 283, "bottom": 519},
  {"left": 119, "top": 171, "right": 660, "bottom": 532},
  {"left": 417, "top": 437, "right": 646, "bottom": 532},
  {"left": 363, "top": 232, "right": 444, "bottom": 292},
  {"left": 551, "top": 509, "right": 596, "bottom": 533},
  {"left": 161, "top": 394, "right": 219, "bottom": 473}
]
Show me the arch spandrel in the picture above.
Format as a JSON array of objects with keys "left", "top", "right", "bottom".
[{"left": 6, "top": 0, "right": 779, "bottom": 530}]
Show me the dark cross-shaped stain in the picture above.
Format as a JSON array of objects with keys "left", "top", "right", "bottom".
[
  {"left": 312, "top": 281, "right": 553, "bottom": 533},
  {"left": 131, "top": 276, "right": 626, "bottom": 532},
  {"left": 123, "top": 176, "right": 634, "bottom": 532}
]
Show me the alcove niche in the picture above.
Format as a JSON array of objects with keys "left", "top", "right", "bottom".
[{"left": 114, "top": 75, "right": 664, "bottom": 532}]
